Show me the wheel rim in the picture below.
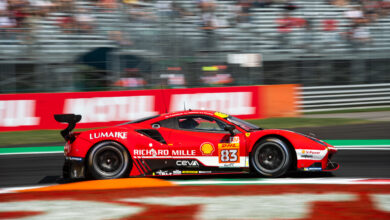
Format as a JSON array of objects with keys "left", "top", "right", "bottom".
[
  {"left": 93, "top": 145, "right": 124, "bottom": 177},
  {"left": 255, "top": 143, "right": 286, "bottom": 173}
]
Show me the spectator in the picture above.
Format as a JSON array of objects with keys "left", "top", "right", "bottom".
[
  {"left": 353, "top": 23, "right": 371, "bottom": 44},
  {"left": 283, "top": 0, "right": 298, "bottom": 11},
  {"left": 74, "top": 8, "right": 95, "bottom": 33},
  {"left": 252, "top": 0, "right": 273, "bottom": 8},
  {"left": 156, "top": 0, "right": 172, "bottom": 18},
  {"left": 171, "top": 1, "right": 192, "bottom": 18},
  {"left": 197, "top": 0, "right": 221, "bottom": 49},
  {"left": 0, "top": 0, "right": 8, "bottom": 12},
  {"left": 362, "top": 0, "right": 379, "bottom": 22},
  {"left": 0, "top": 12, "right": 16, "bottom": 38},
  {"left": 197, "top": 0, "right": 216, "bottom": 14},
  {"left": 236, "top": 0, "right": 252, "bottom": 24},
  {"left": 344, "top": 6, "right": 365, "bottom": 24},
  {"left": 302, "top": 17, "right": 313, "bottom": 51},
  {"left": 320, "top": 19, "right": 339, "bottom": 49},
  {"left": 98, "top": 0, "right": 118, "bottom": 10},
  {"left": 109, "top": 30, "right": 133, "bottom": 47},
  {"left": 58, "top": 14, "right": 76, "bottom": 33},
  {"left": 10, "top": 1, "right": 30, "bottom": 29},
  {"left": 28, "top": 0, "right": 54, "bottom": 16},
  {"left": 127, "top": 2, "right": 156, "bottom": 22},
  {"left": 276, "top": 13, "right": 294, "bottom": 48},
  {"left": 56, "top": 0, "right": 75, "bottom": 13},
  {"left": 343, "top": 23, "right": 371, "bottom": 49}
]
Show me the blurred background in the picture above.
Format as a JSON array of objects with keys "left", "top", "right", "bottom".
[{"left": 1, "top": 0, "right": 390, "bottom": 93}]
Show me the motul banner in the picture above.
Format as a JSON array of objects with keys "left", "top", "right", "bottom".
[{"left": 1, "top": 85, "right": 285, "bottom": 131}]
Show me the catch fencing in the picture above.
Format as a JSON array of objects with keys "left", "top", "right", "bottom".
[{"left": 299, "top": 83, "right": 390, "bottom": 112}]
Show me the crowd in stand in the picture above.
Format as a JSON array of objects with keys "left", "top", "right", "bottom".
[
  {"left": 1, "top": 0, "right": 390, "bottom": 47},
  {"left": 0, "top": 0, "right": 97, "bottom": 37}
]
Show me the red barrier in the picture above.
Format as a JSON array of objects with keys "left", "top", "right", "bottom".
[{"left": 0, "top": 86, "right": 262, "bottom": 131}]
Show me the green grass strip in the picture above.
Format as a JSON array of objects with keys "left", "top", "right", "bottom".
[
  {"left": 325, "top": 139, "right": 390, "bottom": 146},
  {"left": 0, "top": 146, "right": 63, "bottom": 154}
]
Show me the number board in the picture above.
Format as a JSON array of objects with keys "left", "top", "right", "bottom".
[{"left": 218, "top": 143, "right": 240, "bottom": 163}]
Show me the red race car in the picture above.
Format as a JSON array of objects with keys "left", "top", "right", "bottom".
[{"left": 54, "top": 110, "right": 339, "bottom": 180}]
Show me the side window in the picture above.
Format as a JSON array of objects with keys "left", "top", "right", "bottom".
[
  {"left": 155, "top": 118, "right": 175, "bottom": 129},
  {"left": 178, "top": 116, "right": 226, "bottom": 132}
]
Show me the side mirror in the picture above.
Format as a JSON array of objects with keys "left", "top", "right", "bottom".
[{"left": 224, "top": 124, "right": 235, "bottom": 136}]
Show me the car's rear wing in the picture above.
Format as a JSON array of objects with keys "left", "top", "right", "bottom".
[{"left": 54, "top": 114, "right": 82, "bottom": 142}]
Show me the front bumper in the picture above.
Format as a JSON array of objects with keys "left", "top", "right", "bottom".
[
  {"left": 63, "top": 156, "right": 85, "bottom": 179},
  {"left": 297, "top": 144, "right": 339, "bottom": 172}
]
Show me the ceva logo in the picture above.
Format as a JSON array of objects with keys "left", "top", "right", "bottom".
[
  {"left": 0, "top": 100, "right": 40, "bottom": 126},
  {"left": 169, "top": 92, "right": 255, "bottom": 115}
]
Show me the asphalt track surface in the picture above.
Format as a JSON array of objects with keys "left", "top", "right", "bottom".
[{"left": 0, "top": 149, "right": 389, "bottom": 188}]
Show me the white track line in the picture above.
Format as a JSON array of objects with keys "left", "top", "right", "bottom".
[
  {"left": 335, "top": 145, "right": 390, "bottom": 150},
  {"left": 0, "top": 185, "right": 51, "bottom": 194},
  {"left": 174, "top": 178, "right": 390, "bottom": 186},
  {"left": 0, "top": 151, "right": 63, "bottom": 156}
]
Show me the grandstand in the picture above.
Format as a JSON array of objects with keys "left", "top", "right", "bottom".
[{"left": 0, "top": 0, "right": 390, "bottom": 92}]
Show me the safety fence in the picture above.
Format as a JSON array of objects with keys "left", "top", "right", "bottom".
[{"left": 299, "top": 83, "right": 390, "bottom": 112}]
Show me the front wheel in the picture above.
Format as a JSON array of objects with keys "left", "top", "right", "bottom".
[
  {"left": 250, "top": 138, "right": 291, "bottom": 177},
  {"left": 87, "top": 141, "right": 130, "bottom": 179}
]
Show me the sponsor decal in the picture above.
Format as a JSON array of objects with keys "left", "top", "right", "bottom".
[
  {"left": 133, "top": 149, "right": 169, "bottom": 157},
  {"left": 214, "top": 112, "right": 229, "bottom": 118},
  {"left": 304, "top": 167, "right": 322, "bottom": 171},
  {"left": 0, "top": 100, "right": 39, "bottom": 126},
  {"left": 245, "top": 133, "right": 251, "bottom": 137},
  {"left": 221, "top": 163, "right": 236, "bottom": 168},
  {"left": 134, "top": 149, "right": 195, "bottom": 157},
  {"left": 155, "top": 170, "right": 172, "bottom": 176},
  {"left": 172, "top": 150, "right": 196, "bottom": 156},
  {"left": 218, "top": 143, "right": 239, "bottom": 148},
  {"left": 65, "top": 157, "right": 83, "bottom": 161},
  {"left": 155, "top": 170, "right": 183, "bottom": 176},
  {"left": 176, "top": 160, "right": 199, "bottom": 167},
  {"left": 218, "top": 143, "right": 240, "bottom": 163},
  {"left": 301, "top": 150, "right": 321, "bottom": 155},
  {"left": 169, "top": 92, "right": 255, "bottom": 115},
  {"left": 64, "top": 96, "right": 157, "bottom": 123},
  {"left": 89, "top": 132, "right": 127, "bottom": 140},
  {"left": 229, "top": 136, "right": 240, "bottom": 144},
  {"left": 200, "top": 142, "right": 215, "bottom": 155},
  {"left": 296, "top": 149, "right": 327, "bottom": 160},
  {"left": 198, "top": 170, "right": 212, "bottom": 174},
  {"left": 173, "top": 170, "right": 182, "bottom": 175},
  {"left": 182, "top": 170, "right": 199, "bottom": 174}
]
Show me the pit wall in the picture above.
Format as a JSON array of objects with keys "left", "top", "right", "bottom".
[{"left": 0, "top": 84, "right": 300, "bottom": 131}]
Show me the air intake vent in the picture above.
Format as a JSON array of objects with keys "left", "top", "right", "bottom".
[{"left": 136, "top": 129, "right": 167, "bottom": 144}]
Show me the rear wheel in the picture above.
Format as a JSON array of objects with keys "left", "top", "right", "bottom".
[
  {"left": 87, "top": 141, "right": 130, "bottom": 179},
  {"left": 250, "top": 138, "right": 291, "bottom": 177}
]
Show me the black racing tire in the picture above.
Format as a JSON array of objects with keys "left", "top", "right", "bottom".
[
  {"left": 87, "top": 141, "right": 130, "bottom": 180},
  {"left": 250, "top": 138, "right": 291, "bottom": 177}
]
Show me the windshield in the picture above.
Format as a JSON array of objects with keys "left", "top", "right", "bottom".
[{"left": 227, "top": 116, "right": 262, "bottom": 131}]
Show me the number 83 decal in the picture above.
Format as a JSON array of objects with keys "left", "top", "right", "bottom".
[{"left": 219, "top": 148, "right": 240, "bottom": 163}]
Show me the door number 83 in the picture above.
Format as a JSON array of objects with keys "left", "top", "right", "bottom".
[{"left": 219, "top": 149, "right": 240, "bottom": 163}]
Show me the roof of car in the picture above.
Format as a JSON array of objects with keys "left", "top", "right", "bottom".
[{"left": 139, "top": 110, "right": 229, "bottom": 123}]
